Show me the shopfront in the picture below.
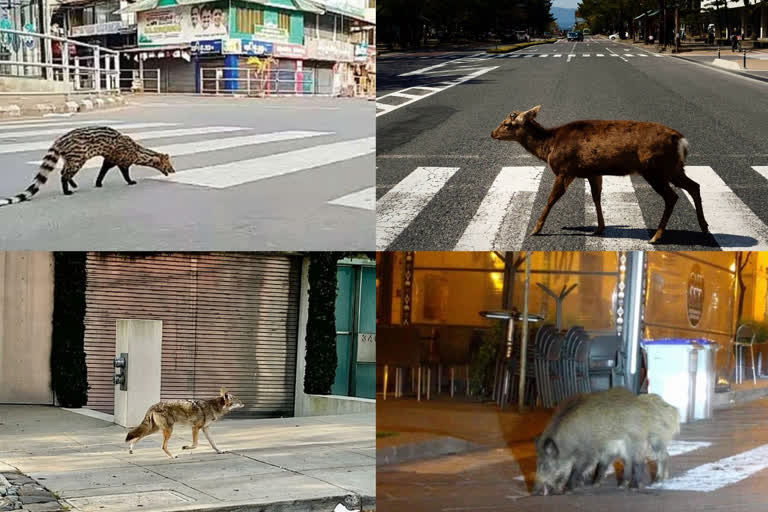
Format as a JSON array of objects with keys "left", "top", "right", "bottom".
[
  {"left": 377, "top": 252, "right": 768, "bottom": 403},
  {"left": 0, "top": 0, "right": 45, "bottom": 77}
]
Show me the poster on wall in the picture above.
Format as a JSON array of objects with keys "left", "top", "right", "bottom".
[{"left": 138, "top": 3, "right": 228, "bottom": 46}]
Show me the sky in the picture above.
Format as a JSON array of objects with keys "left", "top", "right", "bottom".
[{"left": 552, "top": 0, "right": 579, "bottom": 9}]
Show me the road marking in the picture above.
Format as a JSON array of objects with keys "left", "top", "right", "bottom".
[
  {"left": 0, "top": 119, "right": 122, "bottom": 131},
  {"left": 540, "top": 54, "right": 549, "bottom": 58},
  {"left": 0, "top": 122, "right": 176, "bottom": 140},
  {"left": 597, "top": 53, "right": 605, "bottom": 56},
  {"left": 653, "top": 443, "right": 768, "bottom": 492},
  {"left": 683, "top": 166, "right": 768, "bottom": 249},
  {"left": 752, "top": 166, "right": 768, "bottom": 181},
  {"left": 328, "top": 186, "right": 375, "bottom": 210},
  {"left": 150, "top": 136, "right": 374, "bottom": 189},
  {"left": 455, "top": 166, "right": 544, "bottom": 250},
  {"left": 389, "top": 92, "right": 423, "bottom": 99},
  {"left": 567, "top": 54, "right": 575, "bottom": 62},
  {"left": 584, "top": 175, "right": 653, "bottom": 251},
  {"left": 638, "top": 54, "right": 649, "bottom": 57},
  {"left": 554, "top": 54, "right": 562, "bottom": 57},
  {"left": 27, "top": 131, "right": 335, "bottom": 169},
  {"left": 583, "top": 53, "right": 590, "bottom": 57},
  {"left": 625, "top": 53, "right": 635, "bottom": 57},
  {"left": 376, "top": 167, "right": 459, "bottom": 250},
  {"left": 376, "top": 66, "right": 498, "bottom": 117},
  {"left": 0, "top": 126, "right": 246, "bottom": 155}
]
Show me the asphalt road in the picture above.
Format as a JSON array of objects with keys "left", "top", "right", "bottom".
[
  {"left": 376, "top": 38, "right": 768, "bottom": 251},
  {"left": 377, "top": 397, "right": 768, "bottom": 512},
  {"left": 0, "top": 95, "right": 374, "bottom": 250}
]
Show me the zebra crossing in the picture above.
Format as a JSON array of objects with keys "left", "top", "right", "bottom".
[
  {"left": 0, "top": 117, "right": 374, "bottom": 211},
  {"left": 375, "top": 164, "right": 768, "bottom": 250}
]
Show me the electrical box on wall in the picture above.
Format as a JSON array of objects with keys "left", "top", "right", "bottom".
[{"left": 113, "top": 319, "right": 162, "bottom": 428}]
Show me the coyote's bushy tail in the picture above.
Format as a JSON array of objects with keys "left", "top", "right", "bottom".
[
  {"left": 0, "top": 147, "right": 60, "bottom": 207},
  {"left": 126, "top": 410, "right": 155, "bottom": 442}
]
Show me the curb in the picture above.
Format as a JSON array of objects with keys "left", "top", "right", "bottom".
[
  {"left": 672, "top": 55, "right": 768, "bottom": 84},
  {"left": 72, "top": 494, "right": 377, "bottom": 512},
  {"left": 79, "top": 99, "right": 94, "bottom": 111},
  {"left": 377, "top": 436, "right": 484, "bottom": 466}
]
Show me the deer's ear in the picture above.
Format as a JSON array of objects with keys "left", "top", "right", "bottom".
[{"left": 523, "top": 105, "right": 541, "bottom": 120}]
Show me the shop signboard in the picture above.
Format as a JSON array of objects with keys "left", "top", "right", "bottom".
[
  {"left": 353, "top": 42, "right": 367, "bottom": 62},
  {"left": 70, "top": 21, "right": 127, "bottom": 37},
  {"left": 687, "top": 264, "right": 704, "bottom": 327},
  {"left": 306, "top": 38, "right": 354, "bottom": 62},
  {"left": 253, "top": 23, "right": 288, "bottom": 42},
  {"left": 273, "top": 42, "right": 306, "bottom": 59},
  {"left": 190, "top": 39, "right": 222, "bottom": 54},
  {"left": 138, "top": 3, "right": 228, "bottom": 46},
  {"left": 223, "top": 38, "right": 241, "bottom": 54},
  {"left": 241, "top": 38, "right": 273, "bottom": 56}
]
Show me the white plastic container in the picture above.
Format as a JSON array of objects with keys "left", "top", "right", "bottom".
[{"left": 643, "top": 339, "right": 699, "bottom": 423}]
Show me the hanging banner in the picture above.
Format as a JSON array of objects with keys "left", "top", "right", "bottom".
[{"left": 138, "top": 3, "right": 228, "bottom": 46}]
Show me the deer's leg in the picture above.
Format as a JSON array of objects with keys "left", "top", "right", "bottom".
[
  {"left": 531, "top": 175, "right": 573, "bottom": 236},
  {"left": 644, "top": 174, "right": 678, "bottom": 243},
  {"left": 587, "top": 176, "right": 605, "bottom": 235},
  {"left": 674, "top": 173, "right": 709, "bottom": 234}
]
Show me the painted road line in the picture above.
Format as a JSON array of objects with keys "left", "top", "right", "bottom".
[
  {"left": 376, "top": 66, "right": 498, "bottom": 118},
  {"left": 752, "top": 166, "right": 768, "bottom": 181},
  {"left": 410, "top": 86, "right": 443, "bottom": 92},
  {"left": 567, "top": 54, "right": 576, "bottom": 62},
  {"left": 28, "top": 131, "right": 335, "bottom": 168},
  {"left": 554, "top": 54, "right": 562, "bottom": 57},
  {"left": 638, "top": 53, "right": 649, "bottom": 57},
  {"left": 0, "top": 122, "right": 176, "bottom": 140},
  {"left": 455, "top": 166, "right": 544, "bottom": 251},
  {"left": 0, "top": 119, "right": 122, "bottom": 131},
  {"left": 683, "top": 166, "right": 768, "bottom": 249},
  {"left": 584, "top": 175, "right": 653, "bottom": 251},
  {"left": 625, "top": 53, "right": 635, "bottom": 57},
  {"left": 583, "top": 53, "right": 590, "bottom": 57},
  {"left": 597, "top": 53, "right": 605, "bottom": 56},
  {"left": 653, "top": 443, "right": 768, "bottom": 492},
  {"left": 524, "top": 54, "right": 534, "bottom": 58},
  {"left": 376, "top": 167, "right": 460, "bottom": 250},
  {"left": 389, "top": 92, "right": 423, "bottom": 99},
  {"left": 540, "top": 54, "right": 549, "bottom": 57},
  {"left": 328, "top": 186, "right": 375, "bottom": 211},
  {"left": 151, "top": 136, "right": 374, "bottom": 189},
  {"left": 0, "top": 126, "right": 246, "bottom": 155}
]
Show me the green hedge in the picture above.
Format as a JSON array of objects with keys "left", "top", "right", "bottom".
[
  {"left": 487, "top": 39, "right": 557, "bottom": 53},
  {"left": 303, "top": 252, "right": 342, "bottom": 394},
  {"left": 50, "top": 252, "right": 89, "bottom": 408}
]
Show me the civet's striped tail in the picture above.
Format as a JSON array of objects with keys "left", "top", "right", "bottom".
[{"left": 0, "top": 147, "right": 60, "bottom": 207}]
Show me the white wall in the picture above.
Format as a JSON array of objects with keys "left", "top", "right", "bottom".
[{"left": 0, "top": 252, "right": 54, "bottom": 404}]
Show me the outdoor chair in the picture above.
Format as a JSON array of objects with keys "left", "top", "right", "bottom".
[
  {"left": 733, "top": 323, "right": 757, "bottom": 385},
  {"left": 435, "top": 326, "right": 477, "bottom": 398},
  {"left": 377, "top": 325, "right": 421, "bottom": 400},
  {"left": 589, "top": 335, "right": 622, "bottom": 391}
]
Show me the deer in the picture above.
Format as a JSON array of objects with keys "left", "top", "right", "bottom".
[{"left": 491, "top": 105, "right": 709, "bottom": 243}]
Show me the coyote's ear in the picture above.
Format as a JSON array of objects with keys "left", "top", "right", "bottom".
[{"left": 219, "top": 387, "right": 228, "bottom": 396}]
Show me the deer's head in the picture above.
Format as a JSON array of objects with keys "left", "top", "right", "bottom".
[{"left": 491, "top": 105, "right": 542, "bottom": 141}]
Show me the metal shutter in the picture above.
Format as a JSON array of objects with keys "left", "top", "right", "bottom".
[{"left": 83, "top": 253, "right": 301, "bottom": 417}]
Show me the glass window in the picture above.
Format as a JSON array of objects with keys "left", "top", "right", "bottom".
[
  {"left": 236, "top": 7, "right": 263, "bottom": 34},
  {"left": 278, "top": 11, "right": 290, "bottom": 32}
]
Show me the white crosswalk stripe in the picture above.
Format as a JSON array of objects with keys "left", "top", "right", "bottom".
[
  {"left": 0, "top": 122, "right": 176, "bottom": 140},
  {"left": 377, "top": 164, "right": 768, "bottom": 250},
  {"left": 376, "top": 167, "right": 459, "bottom": 250},
  {"left": 683, "top": 165, "right": 768, "bottom": 249},
  {"left": 328, "top": 186, "right": 375, "bottom": 210},
  {"left": 0, "top": 126, "right": 246, "bottom": 154},
  {"left": 150, "top": 136, "right": 375, "bottom": 189},
  {"left": 0, "top": 119, "right": 122, "bottom": 131},
  {"left": 456, "top": 166, "right": 544, "bottom": 250}
]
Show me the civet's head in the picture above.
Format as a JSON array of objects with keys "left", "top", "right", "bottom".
[
  {"left": 491, "top": 105, "right": 542, "bottom": 141},
  {"left": 219, "top": 387, "right": 244, "bottom": 410},
  {"left": 154, "top": 153, "right": 176, "bottom": 176}
]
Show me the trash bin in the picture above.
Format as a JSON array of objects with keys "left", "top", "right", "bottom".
[
  {"left": 642, "top": 339, "right": 699, "bottom": 423},
  {"left": 693, "top": 339, "right": 718, "bottom": 421}
]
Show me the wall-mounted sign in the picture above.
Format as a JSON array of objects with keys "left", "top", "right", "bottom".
[
  {"left": 273, "top": 42, "right": 305, "bottom": 59},
  {"left": 190, "top": 39, "right": 222, "bottom": 54},
  {"left": 353, "top": 42, "right": 367, "bottom": 62},
  {"left": 356, "top": 332, "right": 375, "bottom": 363},
  {"left": 253, "top": 23, "right": 288, "bottom": 42},
  {"left": 241, "top": 38, "right": 273, "bottom": 56},
  {"left": 223, "top": 38, "right": 241, "bottom": 54},
  {"left": 687, "top": 264, "right": 704, "bottom": 327},
  {"left": 138, "top": 3, "right": 228, "bottom": 47},
  {"left": 70, "top": 21, "right": 127, "bottom": 37},
  {"left": 306, "top": 38, "right": 354, "bottom": 62}
]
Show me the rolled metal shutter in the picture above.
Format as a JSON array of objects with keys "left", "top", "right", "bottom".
[{"left": 83, "top": 253, "right": 301, "bottom": 417}]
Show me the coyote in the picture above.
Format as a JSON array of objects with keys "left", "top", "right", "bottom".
[{"left": 125, "top": 388, "right": 244, "bottom": 459}]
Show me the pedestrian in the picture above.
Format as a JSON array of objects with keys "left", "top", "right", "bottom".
[{"left": 731, "top": 33, "right": 738, "bottom": 52}]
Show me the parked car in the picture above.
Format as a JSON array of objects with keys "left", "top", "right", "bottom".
[
  {"left": 567, "top": 31, "right": 579, "bottom": 41},
  {"left": 609, "top": 33, "right": 620, "bottom": 40}
]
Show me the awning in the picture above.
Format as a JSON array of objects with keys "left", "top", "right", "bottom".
[
  {"left": 310, "top": 0, "right": 373, "bottom": 23},
  {"left": 120, "top": 0, "right": 327, "bottom": 13}
]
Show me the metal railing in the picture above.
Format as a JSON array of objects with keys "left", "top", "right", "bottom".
[
  {"left": 119, "top": 69, "right": 161, "bottom": 94},
  {"left": 0, "top": 28, "right": 120, "bottom": 95},
  {"left": 199, "top": 67, "right": 317, "bottom": 96}
]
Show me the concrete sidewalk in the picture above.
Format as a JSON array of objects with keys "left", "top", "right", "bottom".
[{"left": 0, "top": 406, "right": 374, "bottom": 512}]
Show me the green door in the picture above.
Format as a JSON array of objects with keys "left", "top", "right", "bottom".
[{"left": 331, "top": 261, "right": 376, "bottom": 398}]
